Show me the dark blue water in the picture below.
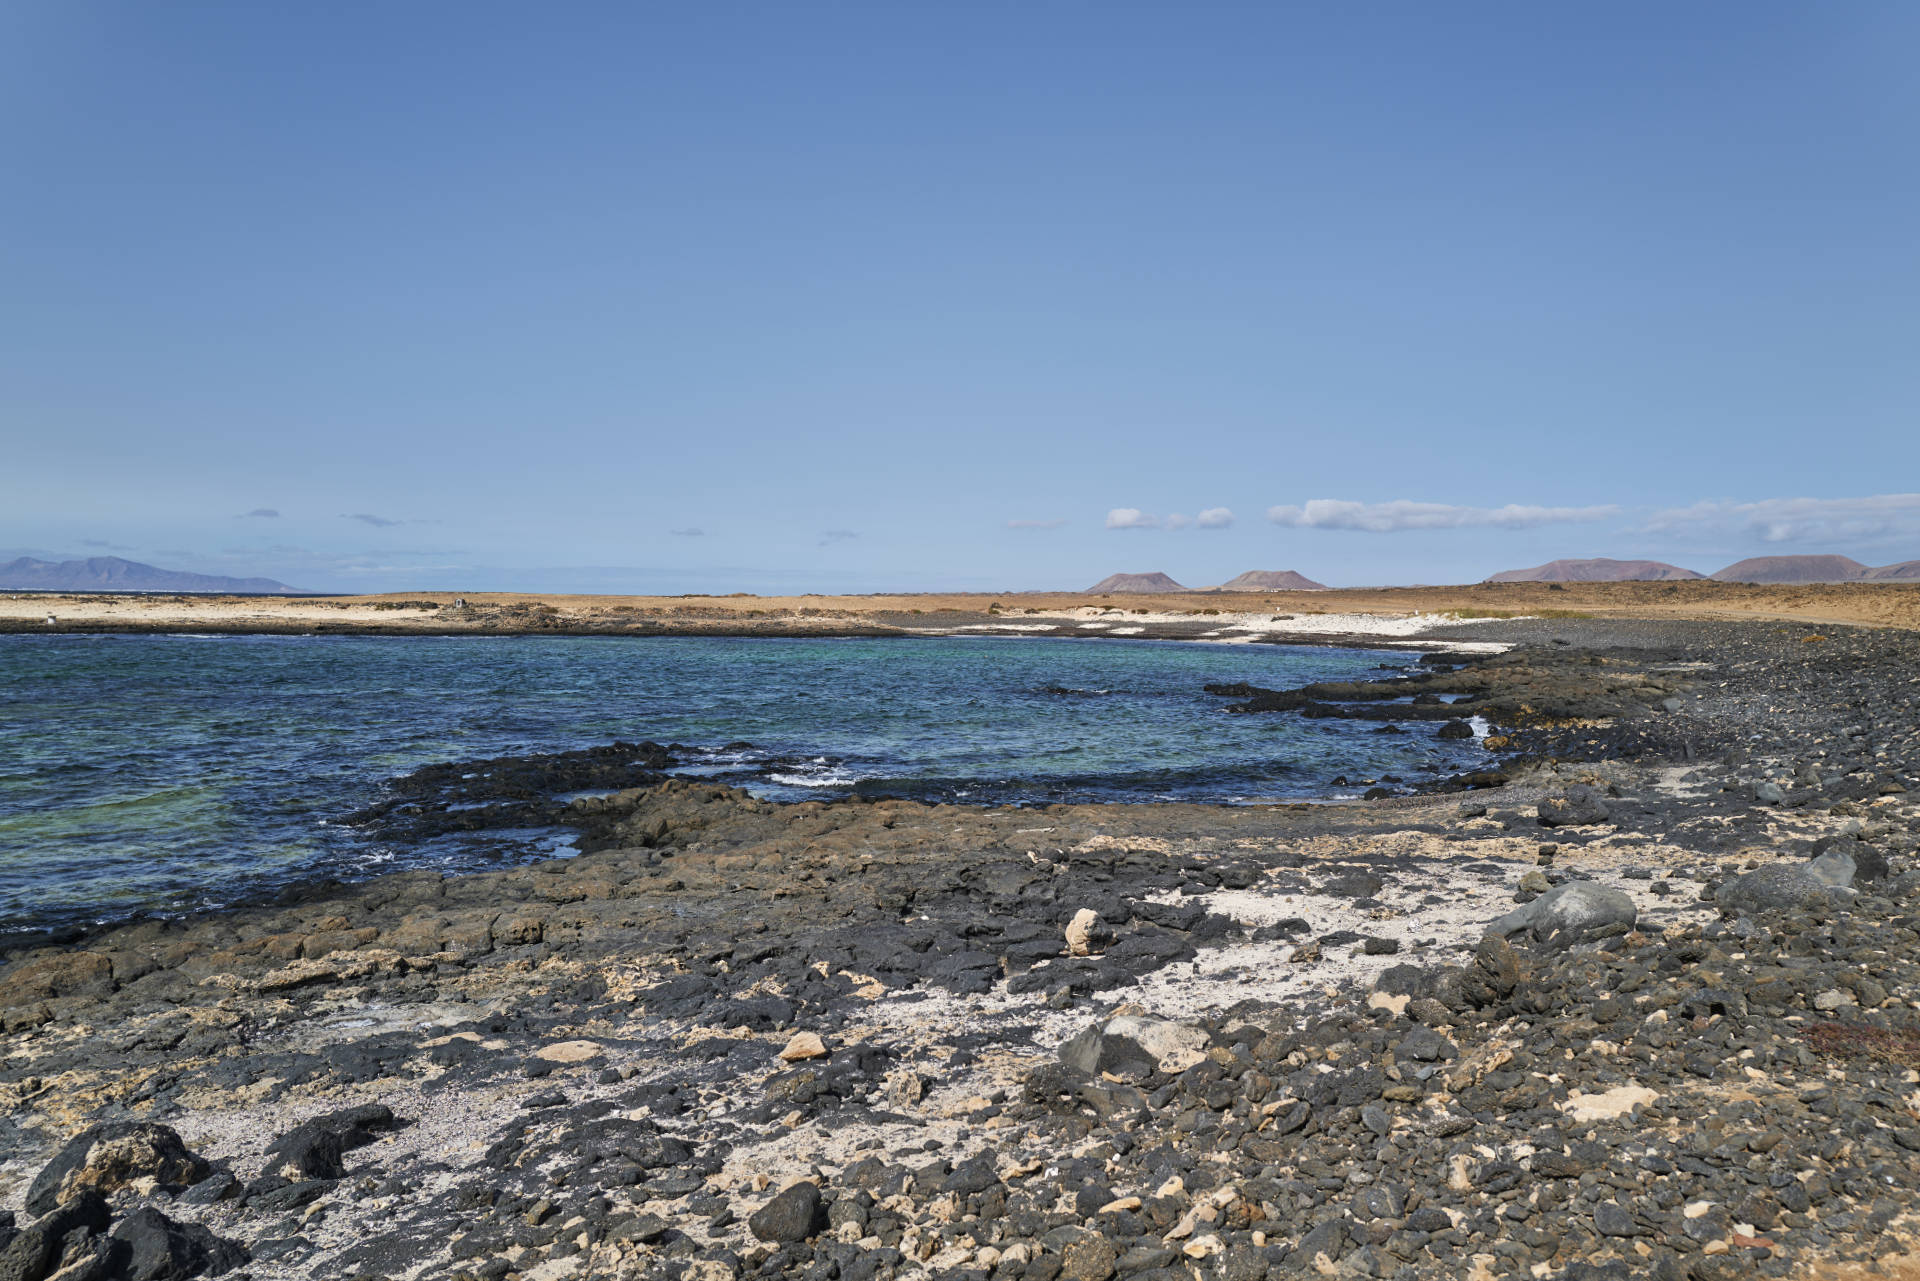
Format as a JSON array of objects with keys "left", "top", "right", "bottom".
[{"left": 0, "top": 633, "right": 1485, "bottom": 932}]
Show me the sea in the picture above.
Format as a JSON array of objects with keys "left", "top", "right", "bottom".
[{"left": 0, "top": 632, "right": 1488, "bottom": 935}]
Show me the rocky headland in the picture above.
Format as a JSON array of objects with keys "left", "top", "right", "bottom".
[{"left": 3, "top": 621, "right": 1920, "bottom": 1280}]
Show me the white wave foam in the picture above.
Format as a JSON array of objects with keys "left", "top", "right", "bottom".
[
  {"left": 768, "top": 769, "right": 864, "bottom": 788},
  {"left": 951, "top": 623, "right": 1061, "bottom": 633}
]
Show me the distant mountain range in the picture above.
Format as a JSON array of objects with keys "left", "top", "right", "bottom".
[
  {"left": 1086, "top": 572, "right": 1188, "bottom": 593},
  {"left": 1487, "top": 559, "right": 1703, "bottom": 583},
  {"left": 1487, "top": 554, "right": 1920, "bottom": 585},
  {"left": 1216, "top": 570, "right": 1329, "bottom": 591},
  {"left": 1709, "top": 555, "right": 1866, "bottom": 583},
  {"left": 1087, "top": 556, "right": 1920, "bottom": 592},
  {"left": 1083, "top": 569, "right": 1330, "bottom": 593},
  {"left": 0, "top": 556, "right": 301, "bottom": 594}
]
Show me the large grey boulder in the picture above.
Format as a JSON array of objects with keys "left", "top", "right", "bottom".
[
  {"left": 1537, "top": 787, "right": 1611, "bottom": 828},
  {"left": 1716, "top": 857, "right": 1857, "bottom": 914},
  {"left": 1813, "top": 834, "right": 1887, "bottom": 883},
  {"left": 1059, "top": 1014, "right": 1208, "bottom": 1079},
  {"left": 1808, "top": 847, "right": 1857, "bottom": 888},
  {"left": 1488, "top": 881, "right": 1636, "bottom": 948}
]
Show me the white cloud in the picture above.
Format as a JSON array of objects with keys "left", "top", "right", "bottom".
[
  {"left": 1110, "top": 507, "right": 1234, "bottom": 531},
  {"left": 1007, "top": 518, "right": 1066, "bottom": 530},
  {"left": 1266, "top": 499, "right": 1618, "bottom": 533},
  {"left": 670, "top": 527, "right": 705, "bottom": 537},
  {"left": 1106, "top": 508, "right": 1159, "bottom": 530},
  {"left": 1639, "top": 493, "right": 1920, "bottom": 546}
]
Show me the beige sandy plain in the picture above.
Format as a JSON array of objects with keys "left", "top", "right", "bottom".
[{"left": 5, "top": 579, "right": 1920, "bottom": 635}]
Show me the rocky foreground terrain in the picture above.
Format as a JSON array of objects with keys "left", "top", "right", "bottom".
[{"left": 2, "top": 620, "right": 1920, "bottom": 1280}]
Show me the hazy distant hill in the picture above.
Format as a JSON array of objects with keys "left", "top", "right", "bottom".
[
  {"left": 1486, "top": 558, "right": 1703, "bottom": 583},
  {"left": 1085, "top": 572, "right": 1187, "bottom": 594},
  {"left": 0, "top": 556, "right": 300, "bottom": 594},
  {"left": 1863, "top": 560, "right": 1920, "bottom": 581},
  {"left": 1217, "top": 570, "right": 1328, "bottom": 591},
  {"left": 1710, "top": 555, "right": 1868, "bottom": 584}
]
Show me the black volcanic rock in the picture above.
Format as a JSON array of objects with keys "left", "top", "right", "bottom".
[
  {"left": 261, "top": 1104, "right": 399, "bottom": 1181},
  {"left": 110, "top": 1207, "right": 250, "bottom": 1279},
  {"left": 0, "top": 556, "right": 300, "bottom": 594},
  {"left": 748, "top": 1182, "right": 825, "bottom": 1243},
  {"left": 24, "top": 1123, "right": 210, "bottom": 1215}
]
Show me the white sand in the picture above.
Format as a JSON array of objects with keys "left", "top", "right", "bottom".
[{"left": 955, "top": 607, "right": 1517, "bottom": 651}]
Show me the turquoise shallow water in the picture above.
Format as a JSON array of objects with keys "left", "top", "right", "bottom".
[{"left": 0, "top": 633, "right": 1484, "bottom": 933}]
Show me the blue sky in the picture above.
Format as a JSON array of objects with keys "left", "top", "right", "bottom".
[{"left": 5, "top": 3, "right": 1918, "bottom": 592}]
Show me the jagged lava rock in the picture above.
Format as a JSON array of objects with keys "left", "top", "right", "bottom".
[
  {"left": 0, "top": 1191, "right": 110, "bottom": 1281},
  {"left": 23, "top": 1123, "right": 210, "bottom": 1216},
  {"left": 110, "top": 1207, "right": 249, "bottom": 1280},
  {"left": 260, "top": 1104, "right": 398, "bottom": 1181},
  {"left": 748, "top": 1181, "right": 825, "bottom": 1244}
]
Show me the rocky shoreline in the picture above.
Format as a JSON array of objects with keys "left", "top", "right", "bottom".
[{"left": 3, "top": 620, "right": 1919, "bottom": 1280}]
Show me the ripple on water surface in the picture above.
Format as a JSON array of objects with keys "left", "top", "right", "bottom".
[{"left": 0, "top": 632, "right": 1486, "bottom": 933}]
